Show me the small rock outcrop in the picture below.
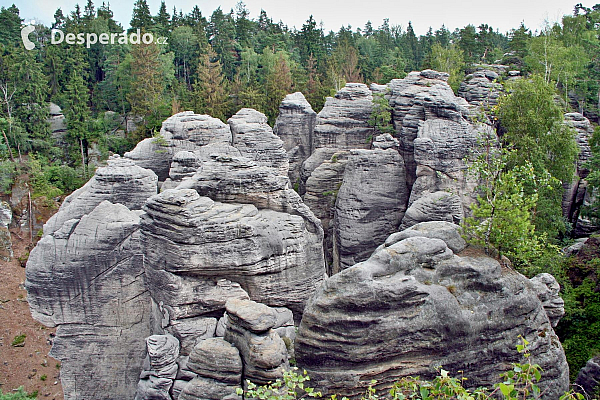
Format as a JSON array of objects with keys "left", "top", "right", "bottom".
[
  {"left": 223, "top": 299, "right": 289, "bottom": 385},
  {"left": 228, "top": 108, "right": 289, "bottom": 176},
  {"left": 458, "top": 69, "right": 504, "bottom": 109},
  {"left": 575, "top": 356, "right": 600, "bottom": 398},
  {"left": 179, "top": 338, "right": 242, "bottom": 400},
  {"left": 313, "top": 83, "right": 376, "bottom": 150},
  {"left": 296, "top": 223, "right": 569, "bottom": 399},
  {"left": 274, "top": 92, "right": 317, "bottom": 185},
  {"left": 0, "top": 200, "right": 12, "bottom": 261},
  {"left": 135, "top": 335, "right": 180, "bottom": 400}
]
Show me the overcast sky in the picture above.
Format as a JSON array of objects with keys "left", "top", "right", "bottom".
[{"left": 3, "top": 0, "right": 595, "bottom": 36}]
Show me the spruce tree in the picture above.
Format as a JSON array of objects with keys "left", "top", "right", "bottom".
[
  {"left": 0, "top": 5, "right": 22, "bottom": 47},
  {"left": 193, "top": 46, "right": 228, "bottom": 121},
  {"left": 129, "top": 0, "right": 152, "bottom": 33},
  {"left": 63, "top": 69, "right": 91, "bottom": 170}
]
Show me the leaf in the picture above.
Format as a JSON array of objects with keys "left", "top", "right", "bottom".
[{"left": 499, "top": 383, "right": 514, "bottom": 399}]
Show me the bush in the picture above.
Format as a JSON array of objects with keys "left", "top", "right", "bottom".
[{"left": 0, "top": 387, "right": 37, "bottom": 399}]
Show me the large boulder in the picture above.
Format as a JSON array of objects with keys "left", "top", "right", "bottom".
[
  {"left": 274, "top": 92, "right": 317, "bottom": 186},
  {"left": 575, "top": 355, "right": 600, "bottom": 397},
  {"left": 458, "top": 69, "right": 504, "bottom": 110},
  {"left": 26, "top": 201, "right": 152, "bottom": 400},
  {"left": 296, "top": 224, "right": 569, "bottom": 399}
]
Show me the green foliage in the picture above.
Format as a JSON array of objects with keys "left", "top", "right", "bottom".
[
  {"left": 0, "top": 160, "right": 18, "bottom": 193},
  {"left": 462, "top": 142, "right": 554, "bottom": 266},
  {"left": 239, "top": 368, "right": 323, "bottom": 400},
  {"left": 583, "top": 127, "right": 600, "bottom": 223},
  {"left": 496, "top": 75, "right": 578, "bottom": 238},
  {"left": 426, "top": 43, "right": 465, "bottom": 93},
  {"left": 11, "top": 334, "right": 26, "bottom": 347},
  {"left": 368, "top": 92, "right": 394, "bottom": 135},
  {"left": 0, "top": 387, "right": 37, "bottom": 400}
]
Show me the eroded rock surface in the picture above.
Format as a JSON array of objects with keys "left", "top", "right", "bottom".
[
  {"left": 296, "top": 224, "right": 569, "bottom": 399},
  {"left": 458, "top": 69, "right": 503, "bottom": 109},
  {"left": 27, "top": 201, "right": 151, "bottom": 400},
  {"left": 274, "top": 92, "right": 317, "bottom": 185},
  {"left": 332, "top": 148, "right": 408, "bottom": 272},
  {"left": 575, "top": 356, "right": 600, "bottom": 398}
]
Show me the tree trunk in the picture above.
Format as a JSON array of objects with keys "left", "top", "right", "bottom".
[{"left": 2, "top": 130, "right": 15, "bottom": 163}]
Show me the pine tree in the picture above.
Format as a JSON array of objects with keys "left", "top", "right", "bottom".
[
  {"left": 127, "top": 40, "right": 168, "bottom": 135},
  {"left": 193, "top": 46, "right": 228, "bottom": 121},
  {"left": 11, "top": 49, "right": 50, "bottom": 148},
  {"left": 0, "top": 5, "right": 23, "bottom": 47},
  {"left": 265, "top": 52, "right": 293, "bottom": 124},
  {"left": 129, "top": 0, "right": 152, "bottom": 33},
  {"left": 154, "top": 1, "right": 170, "bottom": 37},
  {"left": 63, "top": 69, "right": 91, "bottom": 171}
]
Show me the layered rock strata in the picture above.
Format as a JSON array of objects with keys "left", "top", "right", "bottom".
[
  {"left": 296, "top": 223, "right": 569, "bottom": 399},
  {"left": 274, "top": 92, "right": 317, "bottom": 185}
]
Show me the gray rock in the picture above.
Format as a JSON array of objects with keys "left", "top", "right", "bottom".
[
  {"left": 575, "top": 355, "right": 600, "bottom": 397},
  {"left": 530, "top": 273, "right": 565, "bottom": 328},
  {"left": 0, "top": 200, "right": 12, "bottom": 261},
  {"left": 400, "top": 191, "right": 463, "bottom": 229},
  {"left": 165, "top": 317, "right": 217, "bottom": 356},
  {"left": 179, "top": 376, "right": 241, "bottom": 400},
  {"left": 302, "top": 150, "right": 350, "bottom": 270},
  {"left": 388, "top": 70, "right": 473, "bottom": 187},
  {"left": 224, "top": 299, "right": 289, "bottom": 385},
  {"left": 313, "top": 83, "right": 376, "bottom": 150},
  {"left": 135, "top": 375, "right": 173, "bottom": 400},
  {"left": 225, "top": 298, "right": 278, "bottom": 333},
  {"left": 146, "top": 334, "right": 180, "bottom": 377},
  {"left": 187, "top": 337, "right": 242, "bottom": 383},
  {"left": 385, "top": 221, "right": 466, "bottom": 254},
  {"left": 125, "top": 112, "right": 231, "bottom": 181},
  {"left": 332, "top": 148, "right": 408, "bottom": 272},
  {"left": 296, "top": 234, "right": 568, "bottom": 399},
  {"left": 141, "top": 188, "right": 324, "bottom": 319},
  {"left": 274, "top": 92, "right": 317, "bottom": 185},
  {"left": 228, "top": 108, "right": 289, "bottom": 176},
  {"left": 458, "top": 69, "right": 504, "bottom": 109},
  {"left": 26, "top": 201, "right": 151, "bottom": 400},
  {"left": 300, "top": 148, "right": 340, "bottom": 195},
  {"left": 42, "top": 155, "right": 158, "bottom": 236},
  {"left": 372, "top": 133, "right": 399, "bottom": 150}
]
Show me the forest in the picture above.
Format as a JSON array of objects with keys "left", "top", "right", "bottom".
[{"left": 2, "top": 0, "right": 600, "bottom": 396}]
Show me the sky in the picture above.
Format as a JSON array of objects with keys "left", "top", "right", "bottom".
[{"left": 2, "top": 0, "right": 596, "bottom": 36}]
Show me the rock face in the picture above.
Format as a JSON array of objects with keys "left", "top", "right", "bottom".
[
  {"left": 563, "top": 112, "right": 596, "bottom": 237},
  {"left": 43, "top": 155, "right": 158, "bottom": 235},
  {"left": 228, "top": 108, "right": 289, "bottom": 176},
  {"left": 141, "top": 188, "right": 323, "bottom": 320},
  {"left": 575, "top": 356, "right": 600, "bottom": 397},
  {"left": 135, "top": 335, "right": 180, "bottom": 400},
  {"left": 313, "top": 83, "right": 376, "bottom": 150},
  {"left": 458, "top": 69, "right": 503, "bottom": 109},
  {"left": 296, "top": 223, "right": 569, "bottom": 399},
  {"left": 274, "top": 92, "right": 317, "bottom": 186},
  {"left": 125, "top": 112, "right": 232, "bottom": 181},
  {"left": 223, "top": 299, "right": 289, "bottom": 385},
  {"left": 26, "top": 200, "right": 152, "bottom": 400},
  {"left": 332, "top": 148, "right": 408, "bottom": 273},
  {"left": 388, "top": 70, "right": 474, "bottom": 188}
]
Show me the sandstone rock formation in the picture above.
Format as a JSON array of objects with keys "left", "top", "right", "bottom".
[
  {"left": 563, "top": 112, "right": 596, "bottom": 236},
  {"left": 223, "top": 299, "right": 289, "bottom": 385},
  {"left": 228, "top": 108, "right": 289, "bottom": 176},
  {"left": 125, "top": 112, "right": 232, "bottom": 181},
  {"left": 575, "top": 355, "right": 600, "bottom": 397},
  {"left": 179, "top": 337, "right": 242, "bottom": 400},
  {"left": 458, "top": 69, "right": 504, "bottom": 109},
  {"left": 135, "top": 335, "right": 180, "bottom": 400},
  {"left": 0, "top": 200, "right": 12, "bottom": 261},
  {"left": 27, "top": 200, "right": 152, "bottom": 400},
  {"left": 274, "top": 92, "right": 317, "bottom": 185},
  {"left": 296, "top": 223, "right": 569, "bottom": 399},
  {"left": 313, "top": 83, "right": 376, "bottom": 150},
  {"left": 332, "top": 148, "right": 408, "bottom": 273},
  {"left": 42, "top": 155, "right": 158, "bottom": 235}
]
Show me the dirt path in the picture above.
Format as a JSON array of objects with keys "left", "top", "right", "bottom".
[{"left": 0, "top": 229, "right": 63, "bottom": 399}]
